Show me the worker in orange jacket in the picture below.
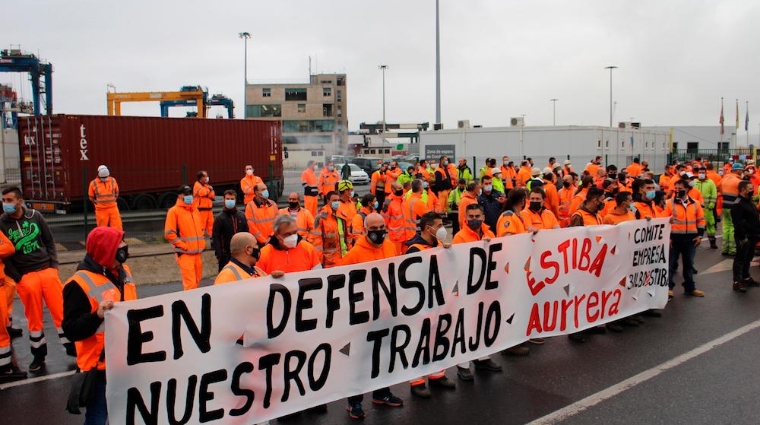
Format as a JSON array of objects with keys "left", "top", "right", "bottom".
[
  {"left": 301, "top": 160, "right": 320, "bottom": 216},
  {"left": 404, "top": 212, "right": 457, "bottom": 397},
  {"left": 88, "top": 165, "right": 122, "bottom": 230},
  {"left": 214, "top": 232, "right": 275, "bottom": 285},
  {"left": 193, "top": 170, "right": 215, "bottom": 237},
  {"left": 604, "top": 191, "right": 637, "bottom": 225},
  {"left": 258, "top": 214, "right": 321, "bottom": 275},
  {"left": 311, "top": 191, "right": 351, "bottom": 268},
  {"left": 245, "top": 183, "right": 278, "bottom": 245},
  {"left": 404, "top": 180, "right": 433, "bottom": 240},
  {"left": 626, "top": 158, "right": 643, "bottom": 177},
  {"left": 496, "top": 189, "right": 528, "bottom": 237},
  {"left": 0, "top": 186, "right": 74, "bottom": 372},
  {"left": 279, "top": 192, "right": 315, "bottom": 242},
  {"left": 542, "top": 172, "right": 560, "bottom": 218},
  {"left": 318, "top": 160, "right": 341, "bottom": 203},
  {"left": 62, "top": 227, "right": 135, "bottom": 421},
  {"left": 240, "top": 165, "right": 264, "bottom": 205},
  {"left": 668, "top": 179, "right": 706, "bottom": 297},
  {"left": 557, "top": 175, "right": 575, "bottom": 227},
  {"left": 341, "top": 212, "right": 403, "bottom": 418},
  {"left": 522, "top": 187, "right": 561, "bottom": 230},
  {"left": 720, "top": 163, "right": 744, "bottom": 256},
  {"left": 384, "top": 161, "right": 403, "bottom": 193},
  {"left": 336, "top": 180, "right": 358, "bottom": 244},
  {"left": 352, "top": 193, "right": 377, "bottom": 241},
  {"left": 0, "top": 230, "right": 24, "bottom": 381},
  {"left": 370, "top": 163, "right": 389, "bottom": 206},
  {"left": 164, "top": 185, "right": 206, "bottom": 291},
  {"left": 501, "top": 156, "right": 516, "bottom": 193},
  {"left": 457, "top": 181, "right": 481, "bottom": 231},
  {"left": 384, "top": 182, "right": 407, "bottom": 254},
  {"left": 451, "top": 203, "right": 504, "bottom": 380},
  {"left": 568, "top": 176, "right": 594, "bottom": 216}
]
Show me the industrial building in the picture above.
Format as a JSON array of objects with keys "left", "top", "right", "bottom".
[{"left": 246, "top": 73, "right": 347, "bottom": 169}]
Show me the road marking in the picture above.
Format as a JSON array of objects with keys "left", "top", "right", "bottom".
[
  {"left": 0, "top": 370, "right": 76, "bottom": 391},
  {"left": 525, "top": 319, "right": 760, "bottom": 425}
]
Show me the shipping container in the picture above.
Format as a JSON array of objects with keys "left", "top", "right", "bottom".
[
  {"left": 419, "top": 125, "right": 671, "bottom": 173},
  {"left": 17, "top": 115, "right": 284, "bottom": 212}
]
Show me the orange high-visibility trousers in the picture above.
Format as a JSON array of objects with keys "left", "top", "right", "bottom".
[
  {"left": 3, "top": 278, "right": 15, "bottom": 326},
  {"left": 0, "top": 283, "right": 10, "bottom": 368},
  {"left": 198, "top": 210, "right": 214, "bottom": 238},
  {"left": 95, "top": 206, "right": 123, "bottom": 230},
  {"left": 16, "top": 268, "right": 69, "bottom": 358},
  {"left": 176, "top": 253, "right": 203, "bottom": 291},
  {"left": 304, "top": 196, "right": 318, "bottom": 217}
]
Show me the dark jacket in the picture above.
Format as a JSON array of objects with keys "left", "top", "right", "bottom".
[
  {"left": 731, "top": 195, "right": 760, "bottom": 241},
  {"left": 0, "top": 207, "right": 58, "bottom": 281},
  {"left": 478, "top": 190, "right": 504, "bottom": 230},
  {"left": 212, "top": 208, "right": 248, "bottom": 259},
  {"left": 404, "top": 233, "right": 439, "bottom": 253}
]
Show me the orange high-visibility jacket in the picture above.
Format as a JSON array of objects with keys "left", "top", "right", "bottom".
[
  {"left": 404, "top": 193, "right": 432, "bottom": 239},
  {"left": 457, "top": 191, "right": 479, "bottom": 231},
  {"left": 88, "top": 177, "right": 119, "bottom": 210},
  {"left": 301, "top": 167, "right": 319, "bottom": 196},
  {"left": 603, "top": 209, "right": 636, "bottom": 225},
  {"left": 496, "top": 210, "right": 527, "bottom": 237},
  {"left": 570, "top": 207, "right": 603, "bottom": 227},
  {"left": 351, "top": 207, "right": 372, "bottom": 240},
  {"left": 543, "top": 181, "right": 560, "bottom": 218},
  {"left": 384, "top": 167, "right": 402, "bottom": 192},
  {"left": 278, "top": 207, "right": 315, "bottom": 242},
  {"left": 557, "top": 186, "right": 575, "bottom": 227},
  {"left": 720, "top": 173, "right": 742, "bottom": 208},
  {"left": 370, "top": 170, "right": 387, "bottom": 195},
  {"left": 245, "top": 198, "right": 278, "bottom": 244},
  {"left": 452, "top": 223, "right": 495, "bottom": 244},
  {"left": 240, "top": 174, "right": 264, "bottom": 205},
  {"left": 669, "top": 197, "right": 706, "bottom": 235},
  {"left": 311, "top": 206, "right": 351, "bottom": 268},
  {"left": 164, "top": 201, "right": 206, "bottom": 254},
  {"left": 501, "top": 165, "right": 516, "bottom": 189},
  {"left": 214, "top": 261, "right": 267, "bottom": 285},
  {"left": 340, "top": 235, "right": 398, "bottom": 266},
  {"left": 193, "top": 181, "right": 215, "bottom": 210},
  {"left": 384, "top": 195, "right": 407, "bottom": 243},
  {"left": 65, "top": 266, "right": 136, "bottom": 371},
  {"left": 258, "top": 240, "right": 321, "bottom": 273},
  {"left": 520, "top": 207, "right": 560, "bottom": 230},
  {"left": 318, "top": 168, "right": 340, "bottom": 196},
  {"left": 568, "top": 188, "right": 588, "bottom": 216}
]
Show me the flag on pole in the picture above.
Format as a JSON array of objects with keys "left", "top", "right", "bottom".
[
  {"left": 746, "top": 102, "right": 750, "bottom": 131},
  {"left": 736, "top": 99, "right": 740, "bottom": 130},
  {"left": 719, "top": 98, "right": 724, "bottom": 135}
]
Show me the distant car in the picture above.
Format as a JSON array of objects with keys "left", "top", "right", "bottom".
[
  {"left": 396, "top": 161, "right": 415, "bottom": 172},
  {"left": 337, "top": 163, "right": 369, "bottom": 185},
  {"left": 350, "top": 157, "right": 383, "bottom": 175}
]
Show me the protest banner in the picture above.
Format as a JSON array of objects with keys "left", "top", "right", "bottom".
[{"left": 105, "top": 218, "right": 670, "bottom": 425}]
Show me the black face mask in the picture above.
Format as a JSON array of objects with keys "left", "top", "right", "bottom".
[
  {"left": 250, "top": 247, "right": 261, "bottom": 261},
  {"left": 367, "top": 229, "right": 387, "bottom": 244},
  {"left": 394, "top": 189, "right": 404, "bottom": 196},
  {"left": 115, "top": 246, "right": 129, "bottom": 264},
  {"left": 529, "top": 201, "right": 543, "bottom": 212},
  {"left": 288, "top": 201, "right": 299, "bottom": 209},
  {"left": 563, "top": 181, "right": 571, "bottom": 188},
  {"left": 466, "top": 219, "right": 483, "bottom": 231},
  {"left": 675, "top": 190, "right": 687, "bottom": 199},
  {"left": 608, "top": 173, "right": 617, "bottom": 180}
]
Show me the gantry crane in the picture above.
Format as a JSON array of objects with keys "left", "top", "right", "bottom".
[
  {"left": 160, "top": 94, "right": 234, "bottom": 118},
  {"left": 106, "top": 85, "right": 207, "bottom": 117},
  {"left": 0, "top": 48, "right": 53, "bottom": 116}
]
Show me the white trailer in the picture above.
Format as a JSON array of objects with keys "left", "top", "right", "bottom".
[{"left": 419, "top": 125, "right": 671, "bottom": 173}]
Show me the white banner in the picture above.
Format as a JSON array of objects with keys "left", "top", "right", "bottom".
[{"left": 105, "top": 218, "right": 670, "bottom": 425}]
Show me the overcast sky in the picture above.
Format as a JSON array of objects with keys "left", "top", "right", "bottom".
[{"left": 3, "top": 0, "right": 759, "bottom": 139}]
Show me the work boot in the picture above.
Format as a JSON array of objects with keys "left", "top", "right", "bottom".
[
  {"left": 371, "top": 391, "right": 403, "bottom": 407},
  {"left": 742, "top": 277, "right": 760, "bottom": 287},
  {"left": 429, "top": 376, "right": 456, "bottom": 389},
  {"left": 0, "top": 364, "right": 27, "bottom": 382},
  {"left": 567, "top": 333, "right": 587, "bottom": 343},
  {"left": 6, "top": 327, "right": 22, "bottom": 339},
  {"left": 709, "top": 238, "right": 718, "bottom": 249},
  {"left": 502, "top": 345, "right": 530, "bottom": 356},
  {"left": 586, "top": 325, "right": 607, "bottom": 334},
  {"left": 473, "top": 358, "right": 502, "bottom": 372},
  {"left": 28, "top": 356, "right": 45, "bottom": 372},
  {"left": 733, "top": 281, "right": 747, "bottom": 293},
  {"left": 346, "top": 402, "right": 365, "bottom": 419},
  {"left": 642, "top": 309, "right": 662, "bottom": 318},
  {"left": 64, "top": 343, "right": 77, "bottom": 357},
  {"left": 410, "top": 384, "right": 431, "bottom": 398},
  {"left": 457, "top": 367, "right": 474, "bottom": 381}
]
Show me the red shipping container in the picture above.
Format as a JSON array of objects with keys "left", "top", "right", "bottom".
[{"left": 17, "top": 115, "right": 283, "bottom": 212}]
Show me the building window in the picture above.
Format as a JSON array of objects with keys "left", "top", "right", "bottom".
[
  {"left": 597, "top": 140, "right": 601, "bottom": 148},
  {"left": 262, "top": 88, "right": 271, "bottom": 97},
  {"left": 336, "top": 76, "right": 345, "bottom": 86},
  {"left": 605, "top": 140, "right": 609, "bottom": 148},
  {"left": 384, "top": 149, "right": 390, "bottom": 154},
  {"left": 672, "top": 142, "right": 679, "bottom": 151},
  {"left": 337, "top": 90, "right": 342, "bottom": 102},
  {"left": 337, "top": 105, "right": 342, "bottom": 118},
  {"left": 323, "top": 87, "right": 332, "bottom": 97},
  {"left": 323, "top": 104, "right": 333, "bottom": 117},
  {"left": 621, "top": 140, "right": 625, "bottom": 148},
  {"left": 246, "top": 104, "right": 281, "bottom": 118},
  {"left": 686, "top": 142, "right": 699, "bottom": 153},
  {"left": 298, "top": 104, "right": 306, "bottom": 113},
  {"left": 282, "top": 120, "right": 335, "bottom": 133},
  {"left": 370, "top": 149, "right": 376, "bottom": 154},
  {"left": 718, "top": 142, "right": 729, "bottom": 153},
  {"left": 311, "top": 151, "right": 320, "bottom": 157},
  {"left": 321, "top": 80, "right": 332, "bottom": 85},
  {"left": 285, "top": 88, "right": 307, "bottom": 101}
]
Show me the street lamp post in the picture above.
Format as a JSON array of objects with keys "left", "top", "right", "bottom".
[
  {"left": 550, "top": 98, "right": 558, "bottom": 126},
  {"left": 604, "top": 66, "right": 617, "bottom": 128},
  {"left": 239, "top": 32, "right": 251, "bottom": 118},
  {"left": 379, "top": 65, "right": 388, "bottom": 139},
  {"left": 435, "top": 0, "right": 441, "bottom": 126}
]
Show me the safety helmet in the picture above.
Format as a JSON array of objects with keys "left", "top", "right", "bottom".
[
  {"left": 338, "top": 180, "right": 354, "bottom": 192},
  {"left": 97, "top": 165, "right": 109, "bottom": 178}
]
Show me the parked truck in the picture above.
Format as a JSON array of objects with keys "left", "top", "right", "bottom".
[{"left": 17, "top": 114, "right": 284, "bottom": 213}]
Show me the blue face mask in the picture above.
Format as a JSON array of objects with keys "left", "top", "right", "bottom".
[
  {"left": 2, "top": 203, "right": 16, "bottom": 214},
  {"left": 331, "top": 201, "right": 340, "bottom": 210},
  {"left": 261, "top": 190, "right": 270, "bottom": 199},
  {"left": 224, "top": 199, "right": 236, "bottom": 209},
  {"left": 373, "top": 201, "right": 379, "bottom": 210},
  {"left": 183, "top": 195, "right": 194, "bottom": 205},
  {"left": 645, "top": 191, "right": 655, "bottom": 200}
]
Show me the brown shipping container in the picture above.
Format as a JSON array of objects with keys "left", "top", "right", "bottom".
[{"left": 17, "top": 115, "right": 283, "bottom": 211}]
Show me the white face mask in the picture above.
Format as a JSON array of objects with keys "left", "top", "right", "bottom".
[
  {"left": 698, "top": 173, "right": 706, "bottom": 180},
  {"left": 688, "top": 180, "right": 696, "bottom": 188},
  {"left": 283, "top": 234, "right": 298, "bottom": 249},
  {"left": 246, "top": 169, "right": 253, "bottom": 176},
  {"left": 435, "top": 226, "right": 447, "bottom": 242}
]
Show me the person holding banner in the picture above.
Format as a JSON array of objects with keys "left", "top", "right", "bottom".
[
  {"left": 567, "top": 187, "right": 607, "bottom": 343},
  {"left": 258, "top": 215, "right": 321, "bottom": 274},
  {"left": 351, "top": 193, "right": 377, "bottom": 240},
  {"left": 521, "top": 187, "right": 560, "bottom": 231},
  {"left": 404, "top": 212, "right": 458, "bottom": 397},
  {"left": 384, "top": 182, "right": 408, "bottom": 254},
  {"left": 340, "top": 212, "right": 405, "bottom": 418},
  {"left": 214, "top": 232, "right": 276, "bottom": 284},
  {"left": 668, "top": 179, "right": 706, "bottom": 298},
  {"left": 452, "top": 204, "right": 504, "bottom": 381},
  {"left": 62, "top": 227, "right": 135, "bottom": 425}
]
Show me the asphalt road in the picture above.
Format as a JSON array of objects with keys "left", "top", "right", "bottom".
[{"left": 3, "top": 239, "right": 760, "bottom": 425}]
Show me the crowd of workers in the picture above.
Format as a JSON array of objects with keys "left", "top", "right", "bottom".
[{"left": 1, "top": 152, "right": 759, "bottom": 424}]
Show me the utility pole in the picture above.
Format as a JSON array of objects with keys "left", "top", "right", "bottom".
[
  {"left": 604, "top": 66, "right": 617, "bottom": 128},
  {"left": 550, "top": 98, "right": 558, "bottom": 126},
  {"left": 435, "top": 0, "right": 442, "bottom": 126},
  {"left": 239, "top": 32, "right": 251, "bottom": 118},
  {"left": 379, "top": 65, "right": 388, "bottom": 138}
]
